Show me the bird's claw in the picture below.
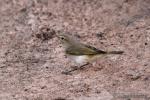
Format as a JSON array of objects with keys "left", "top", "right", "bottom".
[
  {"left": 61, "top": 71, "right": 72, "bottom": 75},
  {"left": 62, "top": 67, "right": 78, "bottom": 75}
]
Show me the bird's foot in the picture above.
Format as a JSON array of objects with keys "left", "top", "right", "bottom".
[
  {"left": 61, "top": 66, "right": 78, "bottom": 75},
  {"left": 79, "top": 63, "right": 90, "bottom": 70},
  {"left": 61, "top": 70, "right": 72, "bottom": 75},
  {"left": 61, "top": 63, "right": 90, "bottom": 75}
]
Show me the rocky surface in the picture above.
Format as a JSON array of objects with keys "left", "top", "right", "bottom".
[{"left": 0, "top": 0, "right": 150, "bottom": 100}]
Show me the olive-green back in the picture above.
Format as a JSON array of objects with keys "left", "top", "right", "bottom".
[{"left": 66, "top": 44, "right": 107, "bottom": 55}]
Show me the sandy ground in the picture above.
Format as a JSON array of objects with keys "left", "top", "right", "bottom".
[{"left": 0, "top": 0, "right": 150, "bottom": 100}]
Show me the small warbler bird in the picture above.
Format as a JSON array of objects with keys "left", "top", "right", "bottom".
[{"left": 57, "top": 33, "right": 123, "bottom": 74}]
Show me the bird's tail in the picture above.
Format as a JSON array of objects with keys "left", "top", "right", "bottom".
[{"left": 107, "top": 51, "right": 124, "bottom": 54}]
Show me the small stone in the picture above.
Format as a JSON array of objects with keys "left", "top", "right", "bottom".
[
  {"left": 24, "top": 89, "right": 28, "bottom": 91},
  {"left": 143, "top": 76, "right": 149, "bottom": 81},
  {"left": 130, "top": 34, "right": 133, "bottom": 37},
  {"left": 126, "top": 70, "right": 141, "bottom": 80},
  {"left": 145, "top": 43, "right": 148, "bottom": 45},
  {"left": 35, "top": 28, "right": 56, "bottom": 41},
  {"left": 144, "top": 64, "right": 148, "bottom": 66},
  {"left": 41, "top": 86, "right": 47, "bottom": 89},
  {"left": 53, "top": 97, "right": 66, "bottom": 100},
  {"left": 20, "top": 8, "right": 27, "bottom": 12},
  {"left": 124, "top": 0, "right": 129, "bottom": 3},
  {"left": 96, "top": 32, "right": 104, "bottom": 38}
]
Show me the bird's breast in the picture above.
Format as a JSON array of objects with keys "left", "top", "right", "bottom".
[
  {"left": 68, "top": 55, "right": 89, "bottom": 65},
  {"left": 67, "top": 54, "right": 104, "bottom": 65}
]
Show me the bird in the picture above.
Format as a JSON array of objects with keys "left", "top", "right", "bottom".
[{"left": 57, "top": 33, "right": 124, "bottom": 75}]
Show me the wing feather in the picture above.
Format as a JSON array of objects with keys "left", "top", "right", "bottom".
[{"left": 66, "top": 44, "right": 107, "bottom": 55}]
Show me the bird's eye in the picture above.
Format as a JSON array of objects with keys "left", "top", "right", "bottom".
[{"left": 61, "top": 37, "right": 65, "bottom": 40}]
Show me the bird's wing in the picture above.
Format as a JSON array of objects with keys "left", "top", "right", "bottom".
[{"left": 66, "top": 44, "right": 107, "bottom": 55}]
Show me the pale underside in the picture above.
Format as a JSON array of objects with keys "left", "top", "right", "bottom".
[{"left": 67, "top": 54, "right": 105, "bottom": 66}]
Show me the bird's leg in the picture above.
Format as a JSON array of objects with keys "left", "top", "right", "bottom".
[
  {"left": 61, "top": 63, "right": 90, "bottom": 75},
  {"left": 78, "top": 62, "right": 90, "bottom": 70},
  {"left": 61, "top": 67, "right": 78, "bottom": 75}
]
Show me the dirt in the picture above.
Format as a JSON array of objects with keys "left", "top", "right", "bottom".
[{"left": 0, "top": 0, "right": 150, "bottom": 100}]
